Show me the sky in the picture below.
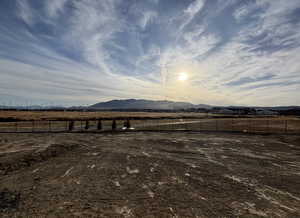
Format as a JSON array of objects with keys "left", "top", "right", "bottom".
[{"left": 0, "top": 0, "right": 300, "bottom": 107}]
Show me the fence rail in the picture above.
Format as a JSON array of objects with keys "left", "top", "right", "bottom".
[{"left": 0, "top": 118, "right": 299, "bottom": 134}]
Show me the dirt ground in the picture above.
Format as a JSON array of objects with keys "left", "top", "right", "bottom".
[{"left": 0, "top": 132, "right": 299, "bottom": 217}]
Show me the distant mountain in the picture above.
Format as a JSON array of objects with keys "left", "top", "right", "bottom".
[
  {"left": 0, "top": 105, "right": 65, "bottom": 110},
  {"left": 196, "top": 104, "right": 213, "bottom": 109},
  {"left": 263, "top": 106, "right": 300, "bottom": 110},
  {"left": 2, "top": 100, "right": 298, "bottom": 112},
  {"left": 220, "top": 105, "right": 300, "bottom": 110},
  {"left": 90, "top": 99, "right": 212, "bottom": 110}
]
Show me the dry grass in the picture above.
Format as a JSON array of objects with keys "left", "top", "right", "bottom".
[
  {"left": 0, "top": 111, "right": 299, "bottom": 134},
  {"left": 1, "top": 110, "right": 299, "bottom": 121},
  {"left": 0, "top": 111, "right": 211, "bottom": 121}
]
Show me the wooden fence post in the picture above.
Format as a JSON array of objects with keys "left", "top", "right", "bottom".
[
  {"left": 97, "top": 119, "right": 102, "bottom": 130},
  {"left": 85, "top": 120, "right": 89, "bottom": 130},
  {"left": 249, "top": 119, "right": 251, "bottom": 132},
  {"left": 112, "top": 120, "right": 117, "bottom": 130},
  {"left": 126, "top": 119, "right": 131, "bottom": 129},
  {"left": 285, "top": 120, "right": 288, "bottom": 133},
  {"left": 69, "top": 121, "right": 74, "bottom": 131}
]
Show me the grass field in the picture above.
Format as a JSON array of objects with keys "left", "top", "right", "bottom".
[
  {"left": 1, "top": 110, "right": 299, "bottom": 121},
  {"left": 0, "top": 116, "right": 300, "bottom": 134},
  {"left": 0, "top": 111, "right": 212, "bottom": 121}
]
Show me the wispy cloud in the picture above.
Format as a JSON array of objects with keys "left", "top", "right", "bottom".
[
  {"left": 0, "top": 0, "right": 299, "bottom": 106},
  {"left": 45, "top": 0, "right": 68, "bottom": 18},
  {"left": 16, "top": 0, "right": 35, "bottom": 26}
]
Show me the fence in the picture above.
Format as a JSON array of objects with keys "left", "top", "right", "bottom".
[{"left": 0, "top": 118, "right": 299, "bottom": 134}]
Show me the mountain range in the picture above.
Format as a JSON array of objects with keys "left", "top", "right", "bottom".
[
  {"left": 90, "top": 99, "right": 212, "bottom": 110},
  {"left": 1, "top": 99, "right": 299, "bottom": 111}
]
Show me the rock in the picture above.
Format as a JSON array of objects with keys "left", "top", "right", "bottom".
[
  {"left": 114, "top": 181, "right": 121, "bottom": 187},
  {"left": 185, "top": 173, "right": 191, "bottom": 177},
  {"left": 63, "top": 202, "right": 74, "bottom": 207},
  {"left": 126, "top": 167, "right": 139, "bottom": 174},
  {"left": 147, "top": 190, "right": 155, "bottom": 198}
]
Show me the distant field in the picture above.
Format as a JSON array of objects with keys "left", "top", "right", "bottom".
[
  {"left": 0, "top": 111, "right": 211, "bottom": 121},
  {"left": 0, "top": 110, "right": 299, "bottom": 134},
  {"left": 0, "top": 110, "right": 298, "bottom": 121}
]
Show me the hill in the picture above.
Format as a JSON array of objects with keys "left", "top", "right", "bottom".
[{"left": 90, "top": 99, "right": 211, "bottom": 110}]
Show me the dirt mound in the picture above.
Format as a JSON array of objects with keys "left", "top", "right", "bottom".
[{"left": 0, "top": 143, "right": 78, "bottom": 175}]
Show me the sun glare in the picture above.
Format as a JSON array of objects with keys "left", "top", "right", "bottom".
[{"left": 178, "top": 72, "right": 188, "bottom": 81}]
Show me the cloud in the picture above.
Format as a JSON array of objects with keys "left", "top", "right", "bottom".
[
  {"left": 174, "top": 0, "right": 206, "bottom": 33},
  {"left": 184, "top": 0, "right": 205, "bottom": 16},
  {"left": 16, "top": 0, "right": 35, "bottom": 26},
  {"left": 0, "top": 0, "right": 299, "bottom": 106},
  {"left": 139, "top": 11, "right": 157, "bottom": 29},
  {"left": 62, "top": 0, "right": 124, "bottom": 73},
  {"left": 45, "top": 0, "right": 68, "bottom": 18}
]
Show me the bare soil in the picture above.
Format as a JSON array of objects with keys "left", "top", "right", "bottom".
[{"left": 0, "top": 132, "right": 299, "bottom": 217}]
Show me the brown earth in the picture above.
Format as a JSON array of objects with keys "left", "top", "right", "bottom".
[
  {"left": 0, "top": 132, "right": 299, "bottom": 217},
  {"left": 0, "top": 111, "right": 212, "bottom": 121},
  {"left": 1, "top": 110, "right": 293, "bottom": 121}
]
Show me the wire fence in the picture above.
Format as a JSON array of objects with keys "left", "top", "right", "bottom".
[{"left": 0, "top": 118, "right": 299, "bottom": 134}]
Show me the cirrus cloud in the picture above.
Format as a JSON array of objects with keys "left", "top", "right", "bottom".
[{"left": 0, "top": 0, "right": 299, "bottom": 106}]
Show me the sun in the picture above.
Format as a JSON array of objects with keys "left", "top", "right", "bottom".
[{"left": 178, "top": 72, "right": 188, "bottom": 81}]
